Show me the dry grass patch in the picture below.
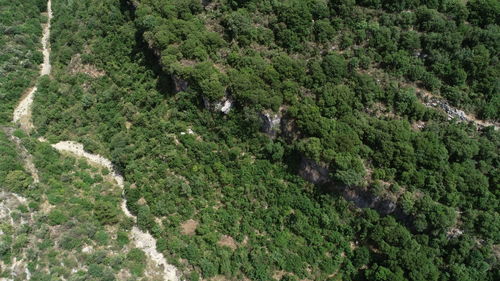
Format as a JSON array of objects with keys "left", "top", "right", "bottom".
[
  {"left": 180, "top": 219, "right": 198, "bottom": 235},
  {"left": 217, "top": 235, "right": 237, "bottom": 250}
]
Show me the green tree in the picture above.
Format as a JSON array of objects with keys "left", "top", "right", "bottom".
[
  {"left": 94, "top": 200, "right": 120, "bottom": 225},
  {"left": 321, "top": 53, "right": 348, "bottom": 81},
  {"left": 467, "top": 0, "right": 500, "bottom": 27}
]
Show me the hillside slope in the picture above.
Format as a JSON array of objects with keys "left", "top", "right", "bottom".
[{"left": 3, "top": 0, "right": 499, "bottom": 280}]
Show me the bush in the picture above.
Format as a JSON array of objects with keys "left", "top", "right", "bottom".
[
  {"left": 94, "top": 201, "right": 119, "bottom": 225},
  {"left": 127, "top": 248, "right": 146, "bottom": 276},
  {"left": 48, "top": 209, "right": 68, "bottom": 226}
]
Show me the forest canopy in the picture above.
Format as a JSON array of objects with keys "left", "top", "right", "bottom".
[{"left": 1, "top": 0, "right": 497, "bottom": 280}]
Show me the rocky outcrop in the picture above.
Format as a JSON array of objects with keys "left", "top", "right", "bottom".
[
  {"left": 298, "top": 156, "right": 399, "bottom": 215},
  {"left": 218, "top": 98, "right": 233, "bottom": 114},
  {"left": 280, "top": 117, "right": 300, "bottom": 143},
  {"left": 298, "top": 157, "right": 330, "bottom": 185},
  {"left": 422, "top": 95, "right": 499, "bottom": 130},
  {"left": 424, "top": 98, "right": 468, "bottom": 121},
  {"left": 172, "top": 75, "right": 189, "bottom": 93},
  {"left": 446, "top": 227, "right": 463, "bottom": 239},
  {"left": 260, "top": 111, "right": 281, "bottom": 138},
  {"left": 203, "top": 95, "right": 233, "bottom": 114},
  {"left": 343, "top": 187, "right": 397, "bottom": 215}
]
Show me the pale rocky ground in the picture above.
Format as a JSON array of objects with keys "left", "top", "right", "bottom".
[
  {"left": 0, "top": 192, "right": 32, "bottom": 280},
  {"left": 12, "top": 0, "right": 52, "bottom": 132}
]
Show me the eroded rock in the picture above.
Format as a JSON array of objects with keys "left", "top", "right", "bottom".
[
  {"left": 203, "top": 95, "right": 233, "bottom": 114},
  {"left": 296, "top": 155, "right": 399, "bottom": 215},
  {"left": 298, "top": 157, "right": 330, "bottom": 185},
  {"left": 423, "top": 95, "right": 499, "bottom": 129},
  {"left": 172, "top": 75, "right": 189, "bottom": 93},
  {"left": 343, "top": 187, "right": 397, "bottom": 215},
  {"left": 260, "top": 111, "right": 281, "bottom": 138},
  {"left": 447, "top": 227, "right": 464, "bottom": 239}
]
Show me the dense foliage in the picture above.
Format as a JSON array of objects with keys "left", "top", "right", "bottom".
[
  {"left": 135, "top": 0, "right": 499, "bottom": 119},
  {"left": 0, "top": 130, "right": 32, "bottom": 192},
  {"left": 14, "top": 0, "right": 500, "bottom": 280},
  {"left": 0, "top": 0, "right": 45, "bottom": 123}
]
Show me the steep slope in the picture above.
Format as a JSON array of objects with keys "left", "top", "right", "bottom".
[
  {"left": 2, "top": 0, "right": 182, "bottom": 280},
  {"left": 28, "top": 0, "right": 499, "bottom": 281}
]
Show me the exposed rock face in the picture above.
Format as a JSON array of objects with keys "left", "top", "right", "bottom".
[
  {"left": 280, "top": 117, "right": 300, "bottom": 143},
  {"left": 446, "top": 227, "right": 464, "bottom": 239},
  {"left": 298, "top": 156, "right": 398, "bottom": 215},
  {"left": 218, "top": 98, "right": 233, "bottom": 114},
  {"left": 260, "top": 111, "right": 281, "bottom": 138},
  {"left": 425, "top": 98, "right": 467, "bottom": 121},
  {"left": 172, "top": 75, "right": 188, "bottom": 93},
  {"left": 423, "top": 95, "right": 499, "bottom": 129},
  {"left": 343, "top": 188, "right": 397, "bottom": 215},
  {"left": 203, "top": 95, "right": 233, "bottom": 114},
  {"left": 298, "top": 157, "right": 330, "bottom": 185}
]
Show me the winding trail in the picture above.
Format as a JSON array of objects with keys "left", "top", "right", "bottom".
[
  {"left": 51, "top": 141, "right": 182, "bottom": 281},
  {"left": 12, "top": 0, "right": 52, "bottom": 132},
  {"left": 10, "top": 1, "right": 182, "bottom": 280}
]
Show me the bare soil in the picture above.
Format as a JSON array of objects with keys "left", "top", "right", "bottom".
[
  {"left": 180, "top": 219, "right": 198, "bottom": 235},
  {"left": 217, "top": 235, "right": 237, "bottom": 250}
]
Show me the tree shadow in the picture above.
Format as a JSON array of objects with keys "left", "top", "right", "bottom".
[
  {"left": 132, "top": 30, "right": 175, "bottom": 97},
  {"left": 120, "top": 0, "right": 174, "bottom": 97}
]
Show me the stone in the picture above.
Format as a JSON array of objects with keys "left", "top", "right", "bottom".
[
  {"left": 172, "top": 75, "right": 188, "bottom": 93},
  {"left": 260, "top": 111, "right": 281, "bottom": 138},
  {"left": 203, "top": 95, "right": 233, "bottom": 114},
  {"left": 216, "top": 98, "right": 233, "bottom": 114},
  {"left": 298, "top": 157, "right": 330, "bottom": 184}
]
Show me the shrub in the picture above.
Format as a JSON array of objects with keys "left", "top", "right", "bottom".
[{"left": 48, "top": 209, "right": 68, "bottom": 226}]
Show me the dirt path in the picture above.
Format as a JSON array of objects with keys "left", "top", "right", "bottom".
[
  {"left": 8, "top": 1, "right": 183, "bottom": 280},
  {"left": 12, "top": 0, "right": 52, "bottom": 132},
  {"left": 51, "top": 141, "right": 182, "bottom": 281},
  {"left": 40, "top": 0, "right": 52, "bottom": 77}
]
